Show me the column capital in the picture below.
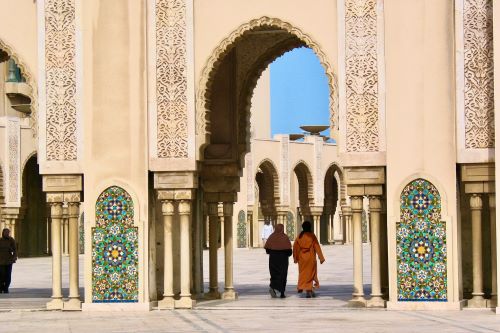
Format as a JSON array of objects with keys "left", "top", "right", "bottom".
[
  {"left": 161, "top": 200, "right": 175, "bottom": 216},
  {"left": 470, "top": 193, "right": 483, "bottom": 210},
  {"left": 178, "top": 200, "right": 192, "bottom": 215},
  {"left": 350, "top": 196, "right": 364, "bottom": 212},
  {"left": 222, "top": 202, "right": 234, "bottom": 217},
  {"left": 49, "top": 201, "right": 64, "bottom": 217},
  {"left": 368, "top": 196, "right": 382, "bottom": 212},
  {"left": 67, "top": 202, "right": 80, "bottom": 218},
  {"left": 489, "top": 193, "right": 496, "bottom": 208}
]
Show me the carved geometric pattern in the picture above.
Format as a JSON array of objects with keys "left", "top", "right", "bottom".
[
  {"left": 44, "top": 0, "right": 77, "bottom": 160},
  {"left": 345, "top": 0, "right": 380, "bottom": 152},
  {"left": 286, "top": 211, "right": 295, "bottom": 241},
  {"left": 92, "top": 186, "right": 138, "bottom": 303},
  {"left": 464, "top": 0, "right": 494, "bottom": 148},
  {"left": 196, "top": 17, "right": 338, "bottom": 151},
  {"left": 397, "top": 179, "right": 447, "bottom": 302},
  {"left": 237, "top": 210, "right": 247, "bottom": 248},
  {"left": 155, "top": 0, "right": 188, "bottom": 158},
  {"left": 361, "top": 209, "right": 368, "bottom": 243},
  {"left": 7, "top": 119, "right": 19, "bottom": 204}
]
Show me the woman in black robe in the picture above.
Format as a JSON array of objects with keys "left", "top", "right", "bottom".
[{"left": 264, "top": 223, "right": 292, "bottom": 298}]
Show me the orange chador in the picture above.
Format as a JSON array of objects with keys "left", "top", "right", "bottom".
[{"left": 293, "top": 232, "right": 325, "bottom": 291}]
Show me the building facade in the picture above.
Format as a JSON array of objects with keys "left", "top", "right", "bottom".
[{"left": 0, "top": 0, "right": 498, "bottom": 313}]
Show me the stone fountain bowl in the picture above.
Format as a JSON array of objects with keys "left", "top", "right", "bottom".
[
  {"left": 289, "top": 134, "right": 304, "bottom": 141},
  {"left": 300, "top": 125, "right": 329, "bottom": 135}
]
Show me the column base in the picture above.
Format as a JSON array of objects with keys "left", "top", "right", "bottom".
[
  {"left": 496, "top": 306, "right": 500, "bottom": 314},
  {"left": 46, "top": 298, "right": 64, "bottom": 310},
  {"left": 487, "top": 296, "right": 497, "bottom": 308},
  {"left": 175, "top": 296, "right": 196, "bottom": 309},
  {"left": 367, "top": 296, "right": 386, "bottom": 308},
  {"left": 347, "top": 296, "right": 366, "bottom": 308},
  {"left": 63, "top": 298, "right": 82, "bottom": 311},
  {"left": 467, "top": 297, "right": 488, "bottom": 308},
  {"left": 158, "top": 297, "right": 175, "bottom": 309},
  {"left": 222, "top": 289, "right": 238, "bottom": 300},
  {"left": 204, "top": 290, "right": 221, "bottom": 300}
]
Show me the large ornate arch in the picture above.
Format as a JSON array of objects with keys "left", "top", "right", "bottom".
[
  {"left": 196, "top": 16, "right": 338, "bottom": 156},
  {"left": 0, "top": 38, "right": 38, "bottom": 136},
  {"left": 293, "top": 160, "right": 315, "bottom": 215},
  {"left": 255, "top": 159, "right": 281, "bottom": 209}
]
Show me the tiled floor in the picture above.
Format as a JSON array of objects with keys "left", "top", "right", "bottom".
[{"left": 0, "top": 244, "right": 498, "bottom": 332}]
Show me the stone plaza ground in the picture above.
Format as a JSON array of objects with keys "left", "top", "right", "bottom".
[{"left": 0, "top": 244, "right": 498, "bottom": 332}]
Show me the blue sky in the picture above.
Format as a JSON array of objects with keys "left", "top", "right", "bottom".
[{"left": 270, "top": 47, "right": 330, "bottom": 136}]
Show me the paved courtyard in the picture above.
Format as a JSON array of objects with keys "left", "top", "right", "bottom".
[{"left": 0, "top": 244, "right": 498, "bottom": 332}]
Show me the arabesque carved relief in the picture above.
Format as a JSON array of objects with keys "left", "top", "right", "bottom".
[
  {"left": 155, "top": 0, "right": 188, "bottom": 158},
  {"left": 345, "top": 0, "right": 379, "bottom": 152},
  {"left": 464, "top": 0, "right": 494, "bottom": 149},
  {"left": 44, "top": 0, "right": 77, "bottom": 161}
]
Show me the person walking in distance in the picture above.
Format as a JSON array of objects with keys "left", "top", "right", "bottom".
[
  {"left": 261, "top": 220, "right": 274, "bottom": 246},
  {"left": 0, "top": 228, "right": 17, "bottom": 293},
  {"left": 265, "top": 224, "right": 292, "bottom": 298},
  {"left": 293, "top": 221, "right": 325, "bottom": 298}
]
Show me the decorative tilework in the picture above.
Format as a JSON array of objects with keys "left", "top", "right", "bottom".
[
  {"left": 286, "top": 211, "right": 295, "bottom": 241},
  {"left": 397, "top": 179, "right": 447, "bottom": 302},
  {"left": 79, "top": 212, "right": 84, "bottom": 254},
  {"left": 237, "top": 210, "right": 247, "bottom": 248},
  {"left": 361, "top": 209, "right": 368, "bottom": 243},
  {"left": 92, "top": 186, "right": 138, "bottom": 303}
]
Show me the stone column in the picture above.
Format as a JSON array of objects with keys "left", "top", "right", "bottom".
[
  {"left": 158, "top": 200, "right": 175, "bottom": 309},
  {"left": 349, "top": 196, "right": 366, "bottom": 305},
  {"left": 64, "top": 201, "right": 81, "bottom": 310},
  {"left": 175, "top": 199, "right": 195, "bottom": 308},
  {"left": 380, "top": 197, "right": 389, "bottom": 297},
  {"left": 205, "top": 202, "right": 220, "bottom": 299},
  {"left": 342, "top": 205, "right": 353, "bottom": 244},
  {"left": 312, "top": 209, "right": 322, "bottom": 243},
  {"left": 367, "top": 196, "right": 384, "bottom": 307},
  {"left": 222, "top": 202, "right": 237, "bottom": 299},
  {"left": 47, "top": 201, "right": 64, "bottom": 310},
  {"left": 469, "top": 194, "right": 487, "bottom": 307},
  {"left": 62, "top": 206, "right": 69, "bottom": 256},
  {"left": 489, "top": 194, "right": 497, "bottom": 307},
  {"left": 9, "top": 219, "right": 16, "bottom": 240}
]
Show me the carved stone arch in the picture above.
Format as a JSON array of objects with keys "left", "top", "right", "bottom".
[
  {"left": 324, "top": 162, "right": 346, "bottom": 205},
  {"left": 0, "top": 38, "right": 38, "bottom": 136},
  {"left": 196, "top": 16, "right": 339, "bottom": 157},
  {"left": 20, "top": 152, "right": 38, "bottom": 206},
  {"left": 256, "top": 159, "right": 281, "bottom": 208},
  {"left": 293, "top": 160, "right": 314, "bottom": 216}
]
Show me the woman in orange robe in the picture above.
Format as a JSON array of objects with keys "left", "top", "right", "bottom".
[{"left": 293, "top": 221, "right": 325, "bottom": 298}]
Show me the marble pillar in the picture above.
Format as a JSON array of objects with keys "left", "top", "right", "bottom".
[
  {"left": 489, "top": 194, "right": 497, "bottom": 307},
  {"left": 349, "top": 196, "right": 366, "bottom": 306},
  {"left": 47, "top": 202, "right": 63, "bottom": 310},
  {"left": 367, "top": 196, "right": 384, "bottom": 307},
  {"left": 222, "top": 202, "right": 237, "bottom": 299},
  {"left": 64, "top": 202, "right": 81, "bottom": 310},
  {"left": 158, "top": 200, "right": 175, "bottom": 309},
  {"left": 205, "top": 202, "right": 220, "bottom": 299},
  {"left": 175, "top": 200, "right": 195, "bottom": 308},
  {"left": 469, "top": 194, "right": 487, "bottom": 308}
]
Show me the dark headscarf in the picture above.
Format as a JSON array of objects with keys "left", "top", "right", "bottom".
[
  {"left": 299, "top": 221, "right": 312, "bottom": 239},
  {"left": 265, "top": 224, "right": 292, "bottom": 250},
  {"left": 1, "top": 228, "right": 9, "bottom": 239}
]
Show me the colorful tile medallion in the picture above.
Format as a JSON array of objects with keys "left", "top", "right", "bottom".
[
  {"left": 237, "top": 210, "right": 247, "bottom": 248},
  {"left": 92, "top": 186, "right": 139, "bottom": 303},
  {"left": 397, "top": 179, "right": 447, "bottom": 301}
]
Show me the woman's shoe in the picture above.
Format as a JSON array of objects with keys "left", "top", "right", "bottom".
[
  {"left": 269, "top": 287, "right": 277, "bottom": 298},
  {"left": 280, "top": 293, "right": 286, "bottom": 298},
  {"left": 306, "top": 291, "right": 312, "bottom": 298}
]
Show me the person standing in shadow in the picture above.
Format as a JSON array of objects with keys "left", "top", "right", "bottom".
[
  {"left": 0, "top": 228, "right": 17, "bottom": 293},
  {"left": 264, "top": 223, "right": 292, "bottom": 299},
  {"left": 293, "top": 221, "right": 325, "bottom": 298}
]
